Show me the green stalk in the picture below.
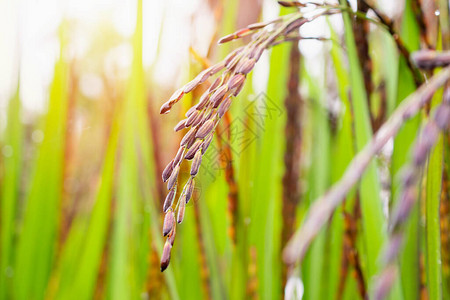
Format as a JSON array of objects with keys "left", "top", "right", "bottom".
[
  {"left": 107, "top": 1, "right": 148, "bottom": 297},
  {"left": 14, "top": 30, "right": 69, "bottom": 300},
  {"left": 61, "top": 112, "right": 120, "bottom": 300},
  {"left": 326, "top": 20, "right": 356, "bottom": 299},
  {"left": 302, "top": 73, "right": 330, "bottom": 300},
  {"left": 339, "top": 2, "right": 402, "bottom": 298},
  {"left": 0, "top": 84, "right": 22, "bottom": 300},
  {"left": 250, "top": 7, "right": 290, "bottom": 299},
  {"left": 389, "top": 1, "right": 421, "bottom": 299},
  {"left": 425, "top": 97, "right": 444, "bottom": 300}
]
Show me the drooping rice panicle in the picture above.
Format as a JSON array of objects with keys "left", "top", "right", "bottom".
[
  {"left": 283, "top": 66, "right": 450, "bottom": 266},
  {"left": 158, "top": 5, "right": 344, "bottom": 272},
  {"left": 374, "top": 88, "right": 450, "bottom": 300}
]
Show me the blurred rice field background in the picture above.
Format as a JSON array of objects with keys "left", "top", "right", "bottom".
[{"left": 0, "top": 0, "right": 449, "bottom": 299}]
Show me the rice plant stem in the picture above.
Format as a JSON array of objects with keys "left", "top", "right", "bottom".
[
  {"left": 214, "top": 114, "right": 239, "bottom": 244},
  {"left": 281, "top": 43, "right": 303, "bottom": 287},
  {"left": 283, "top": 66, "right": 450, "bottom": 265},
  {"left": 361, "top": 0, "right": 423, "bottom": 86}
]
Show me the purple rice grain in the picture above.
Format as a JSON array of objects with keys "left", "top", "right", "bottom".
[
  {"left": 163, "top": 188, "right": 176, "bottom": 213},
  {"left": 174, "top": 119, "right": 187, "bottom": 132},
  {"left": 167, "top": 165, "right": 180, "bottom": 190},
  {"left": 185, "top": 140, "right": 202, "bottom": 160},
  {"left": 201, "top": 134, "right": 214, "bottom": 154},
  {"left": 177, "top": 200, "right": 186, "bottom": 223},
  {"left": 162, "top": 160, "right": 174, "bottom": 182},
  {"left": 180, "top": 128, "right": 197, "bottom": 147},
  {"left": 185, "top": 110, "right": 200, "bottom": 127},
  {"left": 173, "top": 147, "right": 185, "bottom": 165},
  {"left": 196, "top": 119, "right": 215, "bottom": 139},
  {"left": 163, "top": 210, "right": 175, "bottom": 236},
  {"left": 160, "top": 240, "right": 172, "bottom": 272},
  {"left": 218, "top": 96, "right": 232, "bottom": 118},
  {"left": 184, "top": 179, "right": 195, "bottom": 203},
  {"left": 228, "top": 74, "right": 246, "bottom": 90},
  {"left": 190, "top": 150, "right": 202, "bottom": 176}
]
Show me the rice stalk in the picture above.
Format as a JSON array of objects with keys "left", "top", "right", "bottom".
[
  {"left": 362, "top": 0, "right": 423, "bottom": 86},
  {"left": 440, "top": 169, "right": 450, "bottom": 294},
  {"left": 214, "top": 114, "right": 239, "bottom": 244},
  {"left": 59, "top": 63, "right": 78, "bottom": 249},
  {"left": 390, "top": 2, "right": 422, "bottom": 298},
  {"left": 146, "top": 246, "right": 164, "bottom": 298},
  {"left": 14, "top": 33, "right": 69, "bottom": 299},
  {"left": 337, "top": 198, "right": 367, "bottom": 300},
  {"left": 352, "top": 0, "right": 374, "bottom": 130},
  {"left": 410, "top": 0, "right": 432, "bottom": 49},
  {"left": 193, "top": 198, "right": 212, "bottom": 300},
  {"left": 281, "top": 43, "right": 302, "bottom": 287},
  {"left": 0, "top": 83, "right": 22, "bottom": 300}
]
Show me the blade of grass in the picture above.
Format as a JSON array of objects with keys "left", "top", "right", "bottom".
[
  {"left": 0, "top": 84, "right": 22, "bottom": 300},
  {"left": 46, "top": 218, "right": 88, "bottom": 300},
  {"left": 107, "top": 1, "right": 148, "bottom": 297},
  {"left": 301, "top": 66, "right": 330, "bottom": 300},
  {"left": 340, "top": 0, "right": 382, "bottom": 274},
  {"left": 339, "top": 1, "right": 402, "bottom": 297},
  {"left": 57, "top": 111, "right": 120, "bottom": 300},
  {"left": 390, "top": 1, "right": 422, "bottom": 298},
  {"left": 326, "top": 21, "right": 357, "bottom": 299},
  {"left": 217, "top": 1, "right": 245, "bottom": 298},
  {"left": 126, "top": 1, "right": 180, "bottom": 297},
  {"left": 438, "top": 0, "right": 450, "bottom": 297},
  {"left": 197, "top": 187, "right": 227, "bottom": 300},
  {"left": 233, "top": 72, "right": 256, "bottom": 300},
  {"left": 250, "top": 7, "right": 290, "bottom": 299},
  {"left": 425, "top": 92, "right": 444, "bottom": 300},
  {"left": 177, "top": 204, "right": 204, "bottom": 299},
  {"left": 14, "top": 30, "right": 69, "bottom": 300}
]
